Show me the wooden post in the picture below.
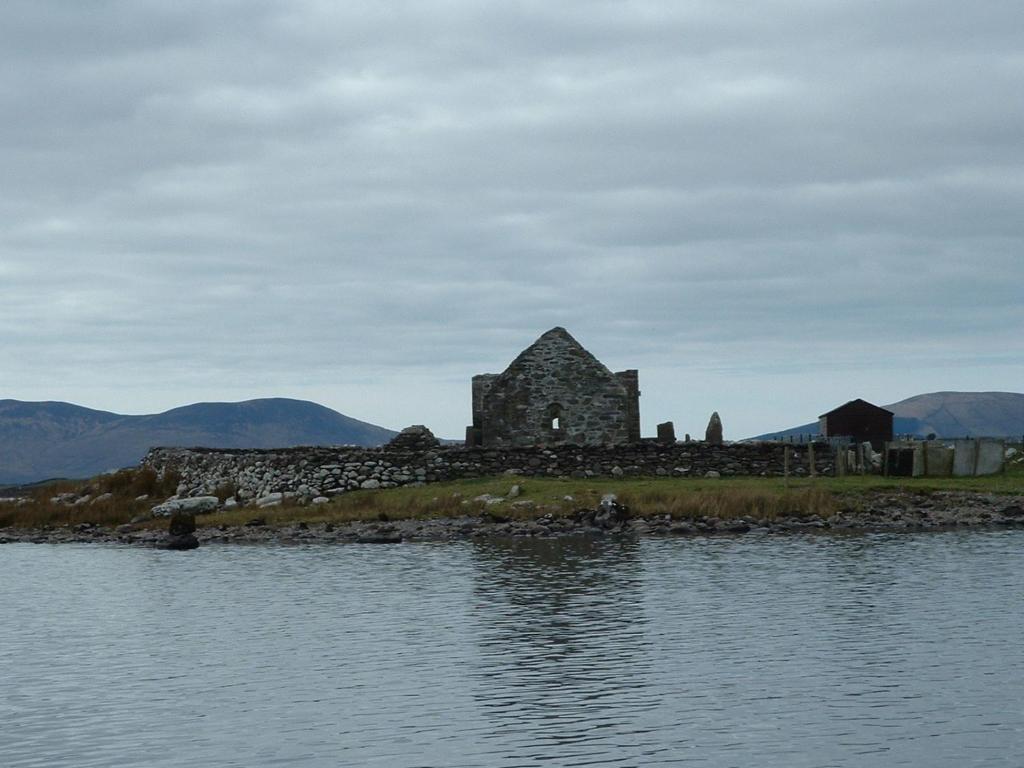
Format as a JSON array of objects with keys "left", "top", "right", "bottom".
[
  {"left": 783, "top": 447, "right": 790, "bottom": 488},
  {"left": 808, "top": 441, "right": 816, "bottom": 477}
]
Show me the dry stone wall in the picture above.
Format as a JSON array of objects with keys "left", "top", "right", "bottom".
[{"left": 143, "top": 442, "right": 835, "bottom": 504}]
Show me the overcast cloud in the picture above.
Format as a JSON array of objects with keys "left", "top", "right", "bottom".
[{"left": 2, "top": 0, "right": 1022, "bottom": 438}]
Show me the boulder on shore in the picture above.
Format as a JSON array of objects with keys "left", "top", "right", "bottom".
[
  {"left": 151, "top": 496, "right": 219, "bottom": 517},
  {"left": 157, "top": 512, "right": 199, "bottom": 550}
]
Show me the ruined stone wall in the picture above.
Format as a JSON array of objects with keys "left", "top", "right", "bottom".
[
  {"left": 478, "top": 328, "right": 638, "bottom": 448},
  {"left": 144, "top": 442, "right": 835, "bottom": 503},
  {"left": 471, "top": 374, "right": 497, "bottom": 428},
  {"left": 615, "top": 369, "right": 641, "bottom": 443}
]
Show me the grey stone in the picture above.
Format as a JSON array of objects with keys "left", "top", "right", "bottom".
[
  {"left": 151, "top": 496, "right": 220, "bottom": 517},
  {"left": 360, "top": 479, "right": 382, "bottom": 490},
  {"left": 386, "top": 425, "right": 440, "bottom": 451},
  {"left": 705, "top": 412, "right": 723, "bottom": 445},
  {"left": 474, "top": 494, "right": 505, "bottom": 505},
  {"left": 577, "top": 493, "right": 630, "bottom": 529},
  {"left": 256, "top": 492, "right": 284, "bottom": 508}
]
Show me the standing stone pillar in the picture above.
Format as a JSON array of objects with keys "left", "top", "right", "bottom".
[
  {"left": 705, "top": 412, "right": 723, "bottom": 445},
  {"left": 656, "top": 421, "right": 676, "bottom": 444}
]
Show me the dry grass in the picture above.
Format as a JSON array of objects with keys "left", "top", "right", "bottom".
[
  {"left": 1, "top": 453, "right": 1020, "bottom": 531},
  {"left": 615, "top": 485, "right": 837, "bottom": 520},
  {"left": 0, "top": 467, "right": 179, "bottom": 529},
  {"left": 138, "top": 477, "right": 840, "bottom": 528}
]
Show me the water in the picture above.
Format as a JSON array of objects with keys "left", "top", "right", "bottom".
[{"left": 3, "top": 531, "right": 1024, "bottom": 767}]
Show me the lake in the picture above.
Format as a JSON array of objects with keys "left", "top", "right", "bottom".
[{"left": 2, "top": 531, "right": 1023, "bottom": 767}]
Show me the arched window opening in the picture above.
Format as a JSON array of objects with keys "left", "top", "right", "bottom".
[{"left": 545, "top": 403, "right": 564, "bottom": 434}]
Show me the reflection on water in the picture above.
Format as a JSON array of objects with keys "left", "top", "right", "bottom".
[
  {"left": 2, "top": 531, "right": 1024, "bottom": 767},
  {"left": 469, "top": 538, "right": 659, "bottom": 760}
]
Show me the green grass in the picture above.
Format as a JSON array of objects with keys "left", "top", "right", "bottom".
[{"left": 2, "top": 453, "right": 1021, "bottom": 531}]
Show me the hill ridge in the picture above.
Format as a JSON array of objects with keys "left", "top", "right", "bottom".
[
  {"left": 0, "top": 398, "right": 397, "bottom": 485},
  {"left": 752, "top": 391, "right": 1024, "bottom": 442}
]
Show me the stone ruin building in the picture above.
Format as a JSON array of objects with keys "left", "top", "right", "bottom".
[{"left": 465, "top": 327, "right": 640, "bottom": 448}]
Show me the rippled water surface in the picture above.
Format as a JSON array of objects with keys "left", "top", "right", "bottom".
[{"left": 3, "top": 531, "right": 1024, "bottom": 767}]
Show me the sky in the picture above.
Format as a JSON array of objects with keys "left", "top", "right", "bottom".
[{"left": 2, "top": 0, "right": 1022, "bottom": 440}]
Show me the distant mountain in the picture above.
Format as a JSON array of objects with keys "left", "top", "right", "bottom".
[
  {"left": 752, "top": 391, "right": 1024, "bottom": 442},
  {"left": 0, "top": 398, "right": 397, "bottom": 485}
]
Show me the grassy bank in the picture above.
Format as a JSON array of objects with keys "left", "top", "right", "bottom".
[
  {"left": 2, "top": 452, "right": 1021, "bottom": 531},
  {"left": 0, "top": 467, "right": 180, "bottom": 529}
]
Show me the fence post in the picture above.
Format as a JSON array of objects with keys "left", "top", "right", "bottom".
[{"left": 808, "top": 441, "right": 816, "bottom": 477}]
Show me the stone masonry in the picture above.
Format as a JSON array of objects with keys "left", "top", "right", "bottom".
[
  {"left": 144, "top": 441, "right": 834, "bottom": 504},
  {"left": 466, "top": 327, "right": 640, "bottom": 448}
]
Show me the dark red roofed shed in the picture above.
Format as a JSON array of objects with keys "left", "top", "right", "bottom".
[{"left": 819, "top": 399, "right": 894, "bottom": 450}]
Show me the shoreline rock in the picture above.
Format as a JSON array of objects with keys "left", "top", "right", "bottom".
[
  {"left": 2, "top": 491, "right": 1023, "bottom": 547},
  {"left": 156, "top": 512, "right": 200, "bottom": 550}
]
